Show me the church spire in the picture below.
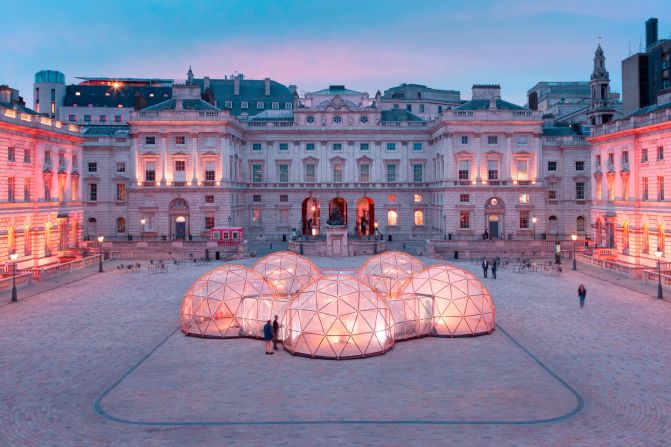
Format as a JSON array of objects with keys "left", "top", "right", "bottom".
[
  {"left": 588, "top": 43, "right": 614, "bottom": 126},
  {"left": 187, "top": 66, "right": 194, "bottom": 85}
]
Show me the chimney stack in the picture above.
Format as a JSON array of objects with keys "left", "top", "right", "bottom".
[
  {"left": 646, "top": 17, "right": 658, "bottom": 50},
  {"left": 234, "top": 77, "right": 240, "bottom": 96},
  {"left": 265, "top": 77, "right": 271, "bottom": 96},
  {"left": 204, "top": 76, "right": 210, "bottom": 90},
  {"left": 0, "top": 85, "right": 12, "bottom": 104}
]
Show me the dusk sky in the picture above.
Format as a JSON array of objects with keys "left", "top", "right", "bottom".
[{"left": 2, "top": 0, "right": 669, "bottom": 106}]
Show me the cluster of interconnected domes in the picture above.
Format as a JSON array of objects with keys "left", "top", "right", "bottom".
[{"left": 180, "top": 251, "right": 496, "bottom": 359}]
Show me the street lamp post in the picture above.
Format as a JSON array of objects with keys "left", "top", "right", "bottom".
[
  {"left": 655, "top": 248, "right": 663, "bottom": 300},
  {"left": 228, "top": 215, "right": 232, "bottom": 227},
  {"left": 9, "top": 251, "right": 18, "bottom": 303},
  {"left": 97, "top": 235, "right": 104, "bottom": 273},
  {"left": 443, "top": 214, "right": 447, "bottom": 240},
  {"left": 140, "top": 218, "right": 146, "bottom": 241},
  {"left": 571, "top": 233, "right": 577, "bottom": 271},
  {"left": 532, "top": 217, "right": 537, "bottom": 240}
]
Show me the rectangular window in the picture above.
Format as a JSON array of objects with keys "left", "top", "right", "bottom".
[
  {"left": 99, "top": 115, "right": 106, "bottom": 122},
  {"left": 419, "top": 104, "right": 425, "bottom": 113},
  {"left": 116, "top": 183, "right": 126, "bottom": 201},
  {"left": 50, "top": 88, "right": 55, "bottom": 101},
  {"left": 114, "top": 115, "right": 122, "bottom": 123},
  {"left": 461, "top": 136, "right": 469, "bottom": 145},
  {"left": 413, "top": 164, "right": 424, "bottom": 182},
  {"left": 272, "top": 102, "right": 279, "bottom": 110},
  {"left": 459, "top": 211, "right": 470, "bottom": 229},
  {"left": 241, "top": 101, "right": 248, "bottom": 109},
  {"left": 253, "top": 194, "right": 262, "bottom": 202},
  {"left": 642, "top": 148, "right": 648, "bottom": 162},
  {"left": 280, "top": 194, "right": 288, "bottom": 202},
  {"left": 414, "top": 193, "right": 422, "bottom": 203},
  {"left": 413, "top": 142, "right": 423, "bottom": 151},
  {"left": 224, "top": 101, "right": 232, "bottom": 109},
  {"left": 393, "top": 104, "right": 399, "bottom": 109},
  {"left": 278, "top": 164, "right": 289, "bottom": 183},
  {"left": 548, "top": 190, "right": 557, "bottom": 200},
  {"left": 44, "top": 151, "right": 51, "bottom": 169},
  {"left": 305, "top": 163, "right": 316, "bottom": 182},
  {"left": 252, "top": 143, "right": 262, "bottom": 151},
  {"left": 659, "top": 176, "right": 665, "bottom": 201},
  {"left": 458, "top": 160, "right": 470, "bottom": 180},
  {"left": 176, "top": 136, "right": 185, "bottom": 145},
  {"left": 205, "top": 167, "right": 216, "bottom": 182},
  {"left": 359, "top": 143, "right": 369, "bottom": 151},
  {"left": 72, "top": 155, "right": 78, "bottom": 172},
  {"left": 488, "top": 136, "right": 498, "bottom": 145},
  {"left": 23, "top": 178, "right": 30, "bottom": 201},
  {"left": 487, "top": 160, "right": 499, "bottom": 180},
  {"left": 386, "top": 164, "right": 397, "bottom": 182},
  {"left": 519, "top": 210, "right": 530, "bottom": 229},
  {"left": 145, "top": 136, "right": 155, "bottom": 145},
  {"left": 23, "top": 148, "right": 31, "bottom": 163},
  {"left": 58, "top": 153, "right": 65, "bottom": 170},
  {"left": 406, "top": 104, "right": 412, "bottom": 112},
  {"left": 256, "top": 102, "right": 265, "bottom": 109},
  {"left": 7, "top": 177, "right": 15, "bottom": 202},
  {"left": 252, "top": 164, "right": 262, "bottom": 183},
  {"left": 388, "top": 194, "right": 396, "bottom": 203},
  {"left": 576, "top": 182, "right": 585, "bottom": 200},
  {"left": 460, "top": 193, "right": 469, "bottom": 203},
  {"left": 414, "top": 210, "right": 424, "bottom": 225},
  {"left": 332, "top": 143, "right": 342, "bottom": 151},
  {"left": 596, "top": 154, "right": 602, "bottom": 167},
  {"left": 333, "top": 165, "right": 343, "bottom": 182},
  {"left": 7, "top": 147, "right": 15, "bottom": 161},
  {"left": 547, "top": 161, "right": 557, "bottom": 171},
  {"left": 516, "top": 136, "right": 529, "bottom": 145},
  {"left": 306, "top": 143, "right": 315, "bottom": 151},
  {"left": 205, "top": 195, "right": 214, "bottom": 203},
  {"left": 387, "top": 210, "right": 398, "bottom": 226},
  {"left": 519, "top": 193, "right": 529, "bottom": 203},
  {"left": 279, "top": 143, "right": 289, "bottom": 151},
  {"left": 359, "top": 164, "right": 370, "bottom": 182},
  {"left": 386, "top": 143, "right": 396, "bottom": 151},
  {"left": 643, "top": 177, "right": 649, "bottom": 200},
  {"left": 68, "top": 114, "right": 76, "bottom": 121},
  {"left": 174, "top": 160, "right": 185, "bottom": 174},
  {"left": 658, "top": 146, "right": 664, "bottom": 161},
  {"left": 575, "top": 161, "right": 585, "bottom": 171},
  {"left": 116, "top": 162, "right": 126, "bottom": 173},
  {"left": 89, "top": 183, "right": 97, "bottom": 201},
  {"left": 205, "top": 216, "right": 215, "bottom": 230},
  {"left": 84, "top": 115, "right": 91, "bottom": 122},
  {"left": 145, "top": 162, "right": 155, "bottom": 182},
  {"left": 44, "top": 181, "right": 50, "bottom": 201},
  {"left": 88, "top": 162, "right": 97, "bottom": 173},
  {"left": 622, "top": 151, "right": 629, "bottom": 164},
  {"left": 285, "top": 102, "right": 293, "bottom": 110}
]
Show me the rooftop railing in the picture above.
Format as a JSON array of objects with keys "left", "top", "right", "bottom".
[
  {"left": 592, "top": 107, "right": 671, "bottom": 136},
  {"left": 1, "top": 106, "right": 80, "bottom": 135}
]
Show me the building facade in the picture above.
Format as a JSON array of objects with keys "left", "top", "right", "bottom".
[
  {"left": 590, "top": 90, "right": 671, "bottom": 264},
  {"left": 0, "top": 86, "right": 84, "bottom": 267},
  {"left": 80, "top": 78, "right": 590, "bottom": 243}
]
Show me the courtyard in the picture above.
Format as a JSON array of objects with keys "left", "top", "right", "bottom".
[{"left": 0, "top": 256, "right": 669, "bottom": 446}]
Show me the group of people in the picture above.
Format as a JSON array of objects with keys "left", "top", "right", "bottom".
[
  {"left": 481, "top": 257, "right": 499, "bottom": 279},
  {"left": 262, "top": 316, "right": 281, "bottom": 355}
]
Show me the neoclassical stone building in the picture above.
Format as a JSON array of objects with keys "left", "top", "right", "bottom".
[
  {"left": 0, "top": 86, "right": 84, "bottom": 266},
  {"left": 80, "top": 77, "right": 590, "bottom": 243}
]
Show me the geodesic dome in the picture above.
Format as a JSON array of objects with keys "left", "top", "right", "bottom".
[
  {"left": 387, "top": 294, "right": 434, "bottom": 341},
  {"left": 180, "top": 264, "right": 274, "bottom": 338},
  {"left": 400, "top": 264, "right": 496, "bottom": 337},
  {"left": 356, "top": 251, "right": 424, "bottom": 298},
  {"left": 282, "top": 274, "right": 394, "bottom": 359},
  {"left": 239, "top": 295, "right": 289, "bottom": 339},
  {"left": 253, "top": 251, "right": 322, "bottom": 297}
]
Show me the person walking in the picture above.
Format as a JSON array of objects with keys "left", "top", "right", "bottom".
[
  {"left": 272, "top": 315, "right": 280, "bottom": 350},
  {"left": 481, "top": 257, "right": 488, "bottom": 278},
  {"left": 491, "top": 259, "right": 497, "bottom": 279},
  {"left": 578, "top": 284, "right": 587, "bottom": 308},
  {"left": 263, "top": 320, "right": 274, "bottom": 355}
]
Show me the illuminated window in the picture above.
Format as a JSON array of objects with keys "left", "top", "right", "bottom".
[
  {"left": 75, "top": 91, "right": 81, "bottom": 96},
  {"left": 388, "top": 194, "right": 396, "bottom": 203},
  {"left": 517, "top": 159, "right": 529, "bottom": 180},
  {"left": 519, "top": 210, "right": 529, "bottom": 229},
  {"left": 414, "top": 193, "right": 422, "bottom": 202},
  {"left": 116, "top": 183, "right": 126, "bottom": 201},
  {"left": 519, "top": 193, "right": 529, "bottom": 203},
  {"left": 414, "top": 210, "right": 424, "bottom": 226},
  {"left": 387, "top": 210, "right": 398, "bottom": 226},
  {"left": 116, "top": 217, "right": 125, "bottom": 233},
  {"left": 252, "top": 208, "right": 262, "bottom": 224},
  {"left": 205, "top": 216, "right": 215, "bottom": 230},
  {"left": 460, "top": 212, "right": 470, "bottom": 228}
]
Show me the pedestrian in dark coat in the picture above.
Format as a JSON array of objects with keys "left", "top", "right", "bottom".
[
  {"left": 481, "top": 258, "right": 488, "bottom": 278},
  {"left": 272, "top": 315, "right": 280, "bottom": 350},
  {"left": 491, "top": 259, "right": 497, "bottom": 279},
  {"left": 578, "top": 284, "right": 587, "bottom": 308},
  {"left": 263, "top": 320, "right": 274, "bottom": 355}
]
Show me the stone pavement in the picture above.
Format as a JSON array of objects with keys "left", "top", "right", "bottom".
[{"left": 0, "top": 255, "right": 669, "bottom": 446}]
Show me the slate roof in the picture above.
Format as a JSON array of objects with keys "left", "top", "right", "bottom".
[
  {"left": 0, "top": 101, "right": 39, "bottom": 115},
  {"left": 142, "top": 99, "right": 219, "bottom": 111},
  {"left": 624, "top": 100, "right": 671, "bottom": 117},
  {"left": 542, "top": 126, "right": 584, "bottom": 136},
  {"left": 380, "top": 109, "right": 424, "bottom": 122},
  {"left": 64, "top": 85, "right": 172, "bottom": 108},
  {"left": 193, "top": 78, "right": 293, "bottom": 117},
  {"left": 456, "top": 99, "right": 526, "bottom": 111},
  {"left": 310, "top": 85, "right": 362, "bottom": 96},
  {"left": 247, "top": 110, "right": 294, "bottom": 121},
  {"left": 382, "top": 83, "right": 460, "bottom": 101},
  {"left": 82, "top": 125, "right": 129, "bottom": 137}
]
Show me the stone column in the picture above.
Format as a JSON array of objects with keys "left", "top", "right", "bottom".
[
  {"left": 130, "top": 137, "right": 138, "bottom": 183},
  {"left": 534, "top": 134, "right": 542, "bottom": 183},
  {"left": 160, "top": 134, "right": 167, "bottom": 184},
  {"left": 191, "top": 133, "right": 198, "bottom": 183},
  {"left": 219, "top": 136, "right": 228, "bottom": 182},
  {"left": 505, "top": 133, "right": 512, "bottom": 181},
  {"left": 475, "top": 133, "right": 482, "bottom": 182}
]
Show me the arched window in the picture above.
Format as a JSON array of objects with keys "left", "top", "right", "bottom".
[
  {"left": 116, "top": 217, "right": 126, "bottom": 233},
  {"left": 577, "top": 216, "right": 585, "bottom": 233},
  {"left": 387, "top": 210, "right": 398, "bottom": 226},
  {"left": 414, "top": 210, "right": 424, "bottom": 226}
]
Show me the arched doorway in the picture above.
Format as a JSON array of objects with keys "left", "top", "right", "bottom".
[
  {"left": 484, "top": 197, "right": 505, "bottom": 239},
  {"left": 169, "top": 198, "right": 190, "bottom": 240},
  {"left": 301, "top": 198, "right": 321, "bottom": 236},
  {"left": 87, "top": 218, "right": 97, "bottom": 240},
  {"left": 327, "top": 197, "right": 347, "bottom": 226},
  {"left": 356, "top": 197, "right": 374, "bottom": 236}
]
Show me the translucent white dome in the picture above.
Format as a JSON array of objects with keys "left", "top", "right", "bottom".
[
  {"left": 283, "top": 274, "right": 394, "bottom": 359},
  {"left": 253, "top": 251, "right": 322, "bottom": 297},
  {"left": 356, "top": 251, "right": 424, "bottom": 298}
]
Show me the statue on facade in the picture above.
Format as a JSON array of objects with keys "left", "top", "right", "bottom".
[{"left": 326, "top": 207, "right": 345, "bottom": 226}]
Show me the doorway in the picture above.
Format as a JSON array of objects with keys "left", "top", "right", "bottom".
[
  {"left": 175, "top": 216, "right": 186, "bottom": 240},
  {"left": 301, "top": 198, "right": 321, "bottom": 236},
  {"left": 488, "top": 215, "right": 499, "bottom": 239},
  {"left": 356, "top": 197, "right": 375, "bottom": 237}
]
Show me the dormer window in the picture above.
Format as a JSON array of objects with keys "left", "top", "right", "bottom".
[
  {"left": 241, "top": 101, "right": 248, "bottom": 109},
  {"left": 272, "top": 102, "right": 279, "bottom": 110},
  {"left": 224, "top": 101, "right": 232, "bottom": 109},
  {"left": 257, "top": 101, "right": 265, "bottom": 109}
]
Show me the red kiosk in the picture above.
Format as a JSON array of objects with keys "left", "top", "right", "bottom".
[{"left": 210, "top": 227, "right": 244, "bottom": 246}]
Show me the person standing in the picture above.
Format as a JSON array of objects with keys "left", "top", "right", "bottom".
[
  {"left": 263, "top": 320, "right": 274, "bottom": 355},
  {"left": 491, "top": 259, "right": 497, "bottom": 279},
  {"left": 481, "top": 258, "right": 488, "bottom": 278},
  {"left": 578, "top": 284, "right": 587, "bottom": 308},
  {"left": 272, "top": 315, "right": 280, "bottom": 350}
]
